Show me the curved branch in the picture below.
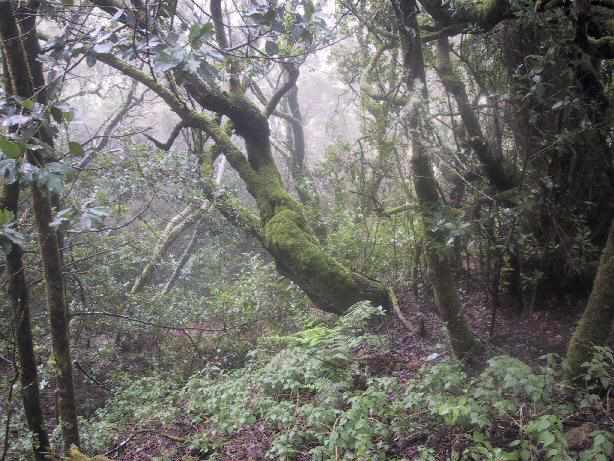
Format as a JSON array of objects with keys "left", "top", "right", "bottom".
[
  {"left": 265, "top": 65, "right": 300, "bottom": 117},
  {"left": 419, "top": 0, "right": 512, "bottom": 33},
  {"left": 436, "top": 36, "right": 515, "bottom": 191},
  {"left": 144, "top": 120, "right": 186, "bottom": 151}
]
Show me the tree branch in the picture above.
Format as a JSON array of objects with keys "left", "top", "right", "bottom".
[
  {"left": 143, "top": 120, "right": 186, "bottom": 151},
  {"left": 265, "top": 65, "right": 299, "bottom": 117}
]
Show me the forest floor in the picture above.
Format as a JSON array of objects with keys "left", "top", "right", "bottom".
[
  {"left": 0, "top": 280, "right": 600, "bottom": 460},
  {"left": 92, "top": 280, "right": 594, "bottom": 461}
]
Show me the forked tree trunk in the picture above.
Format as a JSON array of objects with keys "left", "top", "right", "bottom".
[
  {"left": 436, "top": 37, "right": 515, "bottom": 192},
  {"left": 567, "top": 220, "right": 614, "bottom": 377},
  {"left": 393, "top": 0, "right": 482, "bottom": 363},
  {"left": 0, "top": 1, "right": 79, "bottom": 450}
]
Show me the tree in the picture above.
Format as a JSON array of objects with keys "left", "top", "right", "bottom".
[
  {"left": 0, "top": 177, "right": 50, "bottom": 461},
  {"left": 391, "top": 0, "right": 483, "bottom": 362},
  {"left": 0, "top": 1, "right": 79, "bottom": 450},
  {"left": 567, "top": 220, "right": 614, "bottom": 377},
  {"left": 72, "top": 0, "right": 392, "bottom": 314}
]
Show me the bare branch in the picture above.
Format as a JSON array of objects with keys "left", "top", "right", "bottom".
[{"left": 143, "top": 120, "right": 187, "bottom": 151}]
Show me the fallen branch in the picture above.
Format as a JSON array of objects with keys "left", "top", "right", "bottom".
[{"left": 388, "top": 288, "right": 415, "bottom": 334}]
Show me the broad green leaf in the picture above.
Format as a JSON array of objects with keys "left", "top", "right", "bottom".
[
  {"left": 0, "top": 136, "right": 24, "bottom": 159},
  {"left": 68, "top": 141, "right": 83, "bottom": 156}
]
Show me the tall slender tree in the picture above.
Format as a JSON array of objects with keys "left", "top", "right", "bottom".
[
  {"left": 0, "top": 184, "right": 50, "bottom": 460},
  {"left": 0, "top": 1, "right": 79, "bottom": 450},
  {"left": 392, "top": 0, "right": 482, "bottom": 363}
]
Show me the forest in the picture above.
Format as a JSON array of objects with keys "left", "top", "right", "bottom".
[{"left": 1, "top": 0, "right": 614, "bottom": 459}]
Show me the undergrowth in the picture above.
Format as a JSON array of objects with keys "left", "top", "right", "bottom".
[{"left": 81, "top": 304, "right": 614, "bottom": 460}]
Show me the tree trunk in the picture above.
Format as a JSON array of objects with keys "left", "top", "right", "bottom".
[
  {"left": 0, "top": 1, "right": 80, "bottom": 450},
  {"left": 436, "top": 36, "right": 515, "bottom": 192},
  {"left": 160, "top": 216, "right": 205, "bottom": 296},
  {"left": 30, "top": 181, "right": 80, "bottom": 449},
  {"left": 1, "top": 181, "right": 50, "bottom": 461},
  {"left": 567, "top": 220, "right": 614, "bottom": 377},
  {"left": 252, "top": 153, "right": 391, "bottom": 313},
  {"left": 130, "top": 203, "right": 202, "bottom": 294},
  {"left": 393, "top": 0, "right": 482, "bottom": 363}
]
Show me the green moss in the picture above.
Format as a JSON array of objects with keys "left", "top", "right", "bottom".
[
  {"left": 567, "top": 223, "right": 614, "bottom": 377},
  {"left": 264, "top": 207, "right": 377, "bottom": 313},
  {"left": 69, "top": 446, "right": 111, "bottom": 461}
]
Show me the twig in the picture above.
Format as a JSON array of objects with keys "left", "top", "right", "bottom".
[
  {"left": 104, "top": 428, "right": 187, "bottom": 456},
  {"left": 103, "top": 432, "right": 138, "bottom": 456},
  {"left": 73, "top": 361, "right": 112, "bottom": 392},
  {"left": 69, "top": 310, "right": 249, "bottom": 333}
]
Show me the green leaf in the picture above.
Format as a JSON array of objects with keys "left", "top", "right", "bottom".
[
  {"left": 0, "top": 209, "right": 14, "bottom": 225},
  {"left": 539, "top": 431, "right": 555, "bottom": 447},
  {"left": 0, "top": 136, "right": 24, "bottom": 159},
  {"left": 68, "top": 141, "right": 83, "bottom": 156},
  {"left": 189, "top": 23, "right": 214, "bottom": 48},
  {"left": 63, "top": 110, "right": 75, "bottom": 122},
  {"left": 20, "top": 99, "right": 34, "bottom": 110}
]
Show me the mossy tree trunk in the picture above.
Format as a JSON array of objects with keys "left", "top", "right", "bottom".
[
  {"left": 93, "top": 19, "right": 392, "bottom": 315},
  {"left": 0, "top": 1, "right": 79, "bottom": 450},
  {"left": 567, "top": 220, "right": 614, "bottom": 377},
  {"left": 1, "top": 180, "right": 50, "bottom": 461},
  {"left": 393, "top": 0, "right": 482, "bottom": 363}
]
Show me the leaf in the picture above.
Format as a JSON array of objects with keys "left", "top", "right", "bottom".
[
  {"left": 68, "top": 141, "right": 83, "bottom": 156},
  {"left": 42, "top": 162, "right": 67, "bottom": 194},
  {"left": 0, "top": 159, "right": 17, "bottom": 184},
  {"left": 2, "top": 114, "right": 32, "bottom": 127},
  {"left": 265, "top": 40, "right": 278, "bottom": 55},
  {"left": 51, "top": 208, "right": 74, "bottom": 228},
  {"left": 20, "top": 99, "right": 34, "bottom": 110},
  {"left": 155, "top": 48, "right": 185, "bottom": 73},
  {"left": 93, "top": 42, "right": 113, "bottom": 54},
  {"left": 63, "top": 110, "right": 75, "bottom": 123},
  {"left": 0, "top": 136, "right": 24, "bottom": 159},
  {"left": 86, "top": 53, "right": 97, "bottom": 67},
  {"left": 189, "top": 23, "right": 214, "bottom": 48},
  {"left": 80, "top": 206, "right": 110, "bottom": 230},
  {"left": 551, "top": 100, "right": 565, "bottom": 110},
  {"left": 1, "top": 223, "right": 25, "bottom": 251},
  {"left": 538, "top": 431, "right": 555, "bottom": 447},
  {"left": 304, "top": 0, "right": 315, "bottom": 20},
  {"left": 0, "top": 209, "right": 14, "bottom": 225},
  {"left": 50, "top": 106, "right": 64, "bottom": 124}
]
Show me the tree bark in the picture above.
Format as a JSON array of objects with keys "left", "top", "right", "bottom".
[
  {"left": 1, "top": 180, "right": 50, "bottom": 461},
  {"left": 567, "top": 220, "right": 614, "bottom": 377},
  {"left": 393, "top": 0, "right": 482, "bottom": 363},
  {"left": 130, "top": 203, "right": 202, "bottom": 294},
  {"left": 160, "top": 216, "right": 205, "bottom": 296},
  {"left": 0, "top": 1, "right": 80, "bottom": 450},
  {"left": 436, "top": 36, "right": 515, "bottom": 192}
]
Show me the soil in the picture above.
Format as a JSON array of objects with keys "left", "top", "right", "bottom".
[{"left": 2, "top": 278, "right": 608, "bottom": 461}]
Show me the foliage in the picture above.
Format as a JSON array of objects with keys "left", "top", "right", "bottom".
[{"left": 80, "top": 303, "right": 614, "bottom": 460}]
